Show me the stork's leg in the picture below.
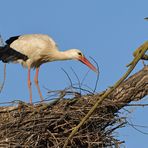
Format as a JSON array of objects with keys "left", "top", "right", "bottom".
[
  {"left": 28, "top": 68, "right": 32, "bottom": 104},
  {"left": 34, "top": 67, "right": 44, "bottom": 102}
]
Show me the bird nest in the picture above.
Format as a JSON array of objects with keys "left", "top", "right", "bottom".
[
  {"left": 0, "top": 59, "right": 126, "bottom": 147},
  {"left": 0, "top": 41, "right": 147, "bottom": 148},
  {"left": 0, "top": 90, "right": 125, "bottom": 148}
]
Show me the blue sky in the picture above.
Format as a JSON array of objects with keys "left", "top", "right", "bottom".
[{"left": 0, "top": 0, "right": 147, "bottom": 147}]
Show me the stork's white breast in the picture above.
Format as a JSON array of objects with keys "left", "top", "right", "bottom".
[{"left": 10, "top": 34, "right": 58, "bottom": 59}]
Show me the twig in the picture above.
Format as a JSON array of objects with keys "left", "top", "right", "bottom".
[
  {"left": 72, "top": 86, "right": 94, "bottom": 95},
  {"left": 0, "top": 63, "right": 6, "bottom": 93},
  {"left": 81, "top": 69, "right": 90, "bottom": 85},
  {"left": 89, "top": 56, "right": 100, "bottom": 93},
  {"left": 106, "top": 122, "right": 127, "bottom": 135},
  {"left": 70, "top": 67, "right": 81, "bottom": 95},
  {"left": 127, "top": 120, "right": 148, "bottom": 135},
  {"left": 127, "top": 103, "right": 148, "bottom": 107},
  {"left": 63, "top": 41, "right": 148, "bottom": 148},
  {"left": 61, "top": 68, "right": 95, "bottom": 95},
  {"left": 61, "top": 68, "right": 73, "bottom": 88}
]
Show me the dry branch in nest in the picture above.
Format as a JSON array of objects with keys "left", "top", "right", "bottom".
[
  {"left": 0, "top": 65, "right": 147, "bottom": 148},
  {"left": 0, "top": 41, "right": 147, "bottom": 148}
]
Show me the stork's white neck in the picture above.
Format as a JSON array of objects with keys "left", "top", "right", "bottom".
[{"left": 50, "top": 49, "right": 80, "bottom": 61}]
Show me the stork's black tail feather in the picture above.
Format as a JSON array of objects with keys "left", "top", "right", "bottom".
[{"left": 0, "top": 45, "right": 28, "bottom": 63}]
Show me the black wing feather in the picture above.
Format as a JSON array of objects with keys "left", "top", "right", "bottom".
[
  {"left": 0, "top": 35, "right": 28, "bottom": 63},
  {"left": 0, "top": 45, "right": 28, "bottom": 63},
  {"left": 6, "top": 36, "right": 20, "bottom": 45}
]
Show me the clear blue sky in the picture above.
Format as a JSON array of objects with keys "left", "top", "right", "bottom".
[{"left": 0, "top": 0, "right": 147, "bottom": 147}]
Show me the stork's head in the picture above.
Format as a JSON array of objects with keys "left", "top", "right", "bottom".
[{"left": 66, "top": 49, "right": 97, "bottom": 73}]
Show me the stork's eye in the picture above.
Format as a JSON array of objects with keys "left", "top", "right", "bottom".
[{"left": 78, "top": 52, "right": 82, "bottom": 56}]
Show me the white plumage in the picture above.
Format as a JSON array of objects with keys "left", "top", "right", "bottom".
[
  {"left": 10, "top": 34, "right": 59, "bottom": 68},
  {"left": 0, "top": 34, "right": 97, "bottom": 104}
]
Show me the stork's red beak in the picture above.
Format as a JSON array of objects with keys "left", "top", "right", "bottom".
[{"left": 79, "top": 56, "right": 97, "bottom": 73}]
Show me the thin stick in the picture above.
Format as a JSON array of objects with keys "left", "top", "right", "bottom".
[
  {"left": 63, "top": 41, "right": 148, "bottom": 148},
  {"left": 89, "top": 57, "right": 100, "bottom": 93},
  {"left": 127, "top": 120, "right": 148, "bottom": 135},
  {"left": 61, "top": 68, "right": 73, "bottom": 88},
  {"left": 81, "top": 69, "right": 90, "bottom": 85},
  {"left": 70, "top": 67, "right": 81, "bottom": 95},
  {"left": 72, "top": 86, "right": 94, "bottom": 95},
  {"left": 127, "top": 103, "right": 148, "bottom": 107},
  {"left": 0, "top": 63, "right": 6, "bottom": 93}
]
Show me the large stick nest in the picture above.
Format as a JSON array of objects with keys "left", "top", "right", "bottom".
[{"left": 0, "top": 66, "right": 147, "bottom": 148}]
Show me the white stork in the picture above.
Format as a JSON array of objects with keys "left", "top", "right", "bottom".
[{"left": 0, "top": 34, "right": 97, "bottom": 104}]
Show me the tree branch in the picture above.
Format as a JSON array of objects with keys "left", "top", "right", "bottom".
[{"left": 63, "top": 41, "right": 148, "bottom": 148}]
